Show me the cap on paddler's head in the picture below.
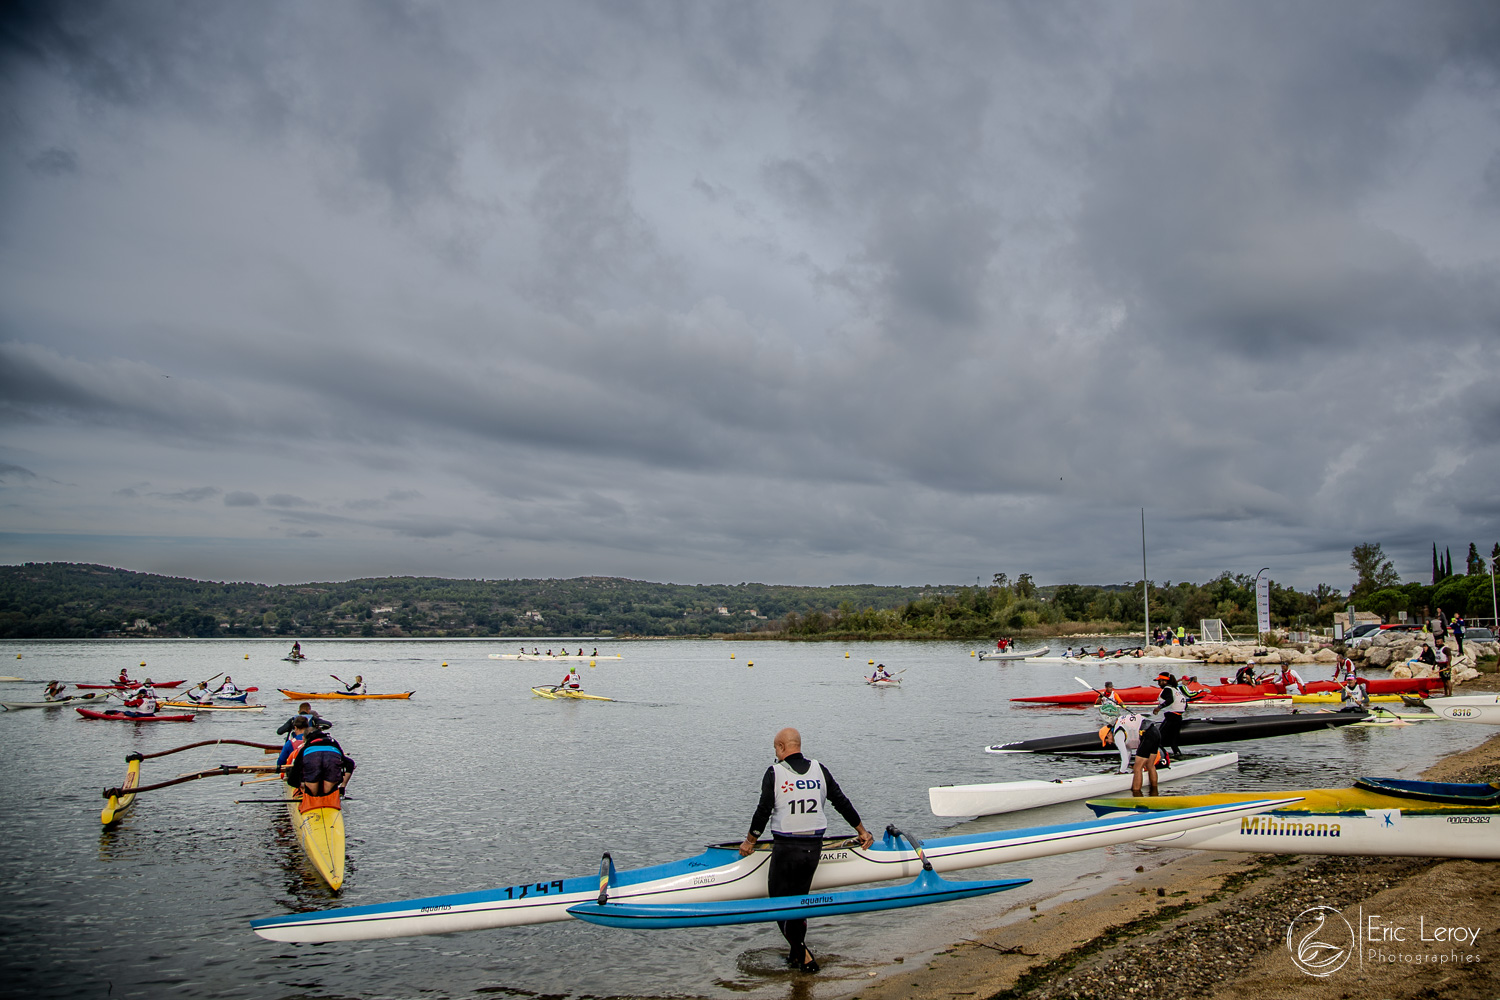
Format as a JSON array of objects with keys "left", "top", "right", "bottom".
[{"left": 1156, "top": 672, "right": 1172, "bottom": 681}]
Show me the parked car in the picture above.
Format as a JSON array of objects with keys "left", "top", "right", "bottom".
[
  {"left": 1343, "top": 623, "right": 1382, "bottom": 645},
  {"left": 1464, "top": 627, "right": 1496, "bottom": 642}
]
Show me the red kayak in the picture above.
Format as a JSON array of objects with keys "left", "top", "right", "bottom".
[
  {"left": 75, "top": 679, "right": 186, "bottom": 690},
  {"left": 1015, "top": 676, "right": 1442, "bottom": 705},
  {"left": 76, "top": 708, "right": 196, "bottom": 722}
]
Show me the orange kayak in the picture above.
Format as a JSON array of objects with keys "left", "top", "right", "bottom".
[{"left": 278, "top": 689, "right": 414, "bottom": 700}]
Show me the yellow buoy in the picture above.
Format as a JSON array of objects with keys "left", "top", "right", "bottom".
[
  {"left": 15, "top": 654, "right": 20, "bottom": 659},
  {"left": 730, "top": 653, "right": 735, "bottom": 659},
  {"left": 244, "top": 654, "right": 250, "bottom": 659},
  {"left": 868, "top": 660, "right": 874, "bottom": 665},
  {"left": 140, "top": 662, "right": 146, "bottom": 667},
  {"left": 441, "top": 662, "right": 448, "bottom": 668},
  {"left": 589, "top": 660, "right": 596, "bottom": 668},
  {"left": 970, "top": 651, "right": 976, "bottom": 657},
  {"left": 747, "top": 661, "right": 754, "bottom": 668},
  {"left": 845, "top": 652, "right": 850, "bottom": 658}
]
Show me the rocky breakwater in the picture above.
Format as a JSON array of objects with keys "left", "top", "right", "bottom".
[
  {"left": 1356, "top": 628, "right": 1498, "bottom": 686},
  {"left": 1152, "top": 642, "right": 1337, "bottom": 668}
]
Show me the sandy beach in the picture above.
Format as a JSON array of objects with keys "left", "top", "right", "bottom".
[{"left": 833, "top": 687, "right": 1500, "bottom": 1000}]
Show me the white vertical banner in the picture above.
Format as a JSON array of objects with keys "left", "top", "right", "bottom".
[{"left": 1256, "top": 575, "right": 1271, "bottom": 634}]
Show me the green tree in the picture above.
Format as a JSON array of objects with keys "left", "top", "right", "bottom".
[
  {"left": 1365, "top": 588, "right": 1408, "bottom": 621},
  {"left": 1467, "top": 542, "right": 1483, "bottom": 575},
  {"left": 1350, "top": 543, "right": 1400, "bottom": 602},
  {"left": 1012, "top": 573, "right": 1036, "bottom": 600}
]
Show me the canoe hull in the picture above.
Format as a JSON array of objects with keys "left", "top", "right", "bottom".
[
  {"left": 929, "top": 752, "right": 1239, "bottom": 817},
  {"left": 278, "top": 689, "right": 414, "bottom": 700},
  {"left": 1088, "top": 784, "right": 1500, "bottom": 859},
  {"left": 76, "top": 708, "right": 196, "bottom": 722},
  {"left": 530, "top": 687, "right": 613, "bottom": 701},
  {"left": 1425, "top": 695, "right": 1500, "bottom": 725},
  {"left": 986, "top": 713, "right": 1364, "bottom": 754},
  {"left": 493, "top": 654, "right": 622, "bottom": 661},
  {"left": 288, "top": 787, "right": 346, "bottom": 891},
  {"left": 161, "top": 701, "right": 266, "bottom": 713},
  {"left": 101, "top": 756, "right": 140, "bottom": 826},
  {"left": 250, "top": 797, "right": 1300, "bottom": 942},
  {"left": 567, "top": 869, "right": 1031, "bottom": 928},
  {"left": 978, "top": 645, "right": 1049, "bottom": 661},
  {"left": 76, "top": 680, "right": 186, "bottom": 690}
]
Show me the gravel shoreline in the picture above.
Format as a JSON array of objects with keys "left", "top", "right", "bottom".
[{"left": 831, "top": 724, "right": 1500, "bottom": 1000}]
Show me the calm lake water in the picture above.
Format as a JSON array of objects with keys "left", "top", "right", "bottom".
[{"left": 0, "top": 638, "right": 1484, "bottom": 1000}]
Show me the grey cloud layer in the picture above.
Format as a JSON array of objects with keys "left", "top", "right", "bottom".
[{"left": 1, "top": 1, "right": 1497, "bottom": 587}]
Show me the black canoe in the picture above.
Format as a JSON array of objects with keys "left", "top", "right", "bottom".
[{"left": 985, "top": 713, "right": 1365, "bottom": 754}]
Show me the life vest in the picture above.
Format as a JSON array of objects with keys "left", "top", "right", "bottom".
[
  {"left": 769, "top": 758, "right": 827, "bottom": 836},
  {"left": 1107, "top": 713, "right": 1148, "bottom": 749}
]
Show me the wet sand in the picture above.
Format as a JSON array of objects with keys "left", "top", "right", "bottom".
[{"left": 832, "top": 714, "right": 1500, "bottom": 1000}]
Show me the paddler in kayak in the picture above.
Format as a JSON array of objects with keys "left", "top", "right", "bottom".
[
  {"left": 42, "top": 680, "right": 67, "bottom": 702},
  {"left": 277, "top": 702, "right": 332, "bottom": 736},
  {"left": 116, "top": 667, "right": 133, "bottom": 686},
  {"left": 557, "top": 666, "right": 582, "bottom": 692},
  {"left": 285, "top": 726, "right": 356, "bottom": 798},
  {"left": 739, "top": 727, "right": 874, "bottom": 975},
  {"left": 1277, "top": 664, "right": 1306, "bottom": 696},
  {"left": 1093, "top": 682, "right": 1126, "bottom": 724},
  {"left": 119, "top": 683, "right": 159, "bottom": 718},
  {"left": 869, "top": 664, "right": 894, "bottom": 682},
  {"left": 186, "top": 681, "right": 215, "bottom": 705},
  {"left": 1338, "top": 677, "right": 1370, "bottom": 712},
  {"left": 1234, "top": 663, "right": 1257, "bottom": 686},
  {"left": 214, "top": 676, "right": 241, "bottom": 698},
  {"left": 339, "top": 674, "right": 366, "bottom": 695}
]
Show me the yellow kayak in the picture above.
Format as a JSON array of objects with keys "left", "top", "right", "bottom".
[
  {"left": 287, "top": 786, "right": 346, "bottom": 891},
  {"left": 531, "top": 686, "right": 613, "bottom": 702},
  {"left": 101, "top": 755, "right": 140, "bottom": 826}
]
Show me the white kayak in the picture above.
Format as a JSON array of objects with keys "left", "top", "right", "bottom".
[
  {"left": 1, "top": 696, "right": 103, "bottom": 711},
  {"left": 928, "top": 752, "right": 1239, "bottom": 817},
  {"left": 866, "top": 677, "right": 902, "bottom": 686},
  {"left": 1424, "top": 694, "right": 1500, "bottom": 725},
  {"left": 490, "top": 654, "right": 622, "bottom": 661},
  {"left": 250, "top": 797, "right": 1299, "bottom": 943},
  {"left": 978, "top": 645, "right": 1050, "bottom": 661}
]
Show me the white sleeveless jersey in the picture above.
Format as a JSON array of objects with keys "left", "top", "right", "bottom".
[
  {"left": 1112, "top": 713, "right": 1147, "bottom": 749},
  {"left": 770, "top": 758, "right": 828, "bottom": 835}
]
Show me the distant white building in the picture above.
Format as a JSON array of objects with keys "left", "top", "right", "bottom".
[
  {"left": 716, "top": 606, "right": 730, "bottom": 615},
  {"left": 524, "top": 610, "right": 545, "bottom": 622}
]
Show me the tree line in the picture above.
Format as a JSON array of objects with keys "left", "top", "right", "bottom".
[{"left": 0, "top": 546, "right": 1492, "bottom": 641}]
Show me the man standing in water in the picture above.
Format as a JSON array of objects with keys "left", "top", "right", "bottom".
[{"left": 739, "top": 727, "right": 874, "bottom": 974}]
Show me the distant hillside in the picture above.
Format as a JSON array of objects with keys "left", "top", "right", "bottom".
[{"left": 0, "top": 563, "right": 937, "bottom": 639}]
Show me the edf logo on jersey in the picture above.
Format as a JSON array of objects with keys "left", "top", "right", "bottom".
[{"left": 781, "top": 778, "right": 822, "bottom": 794}]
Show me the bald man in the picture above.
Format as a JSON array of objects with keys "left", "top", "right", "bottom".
[{"left": 738, "top": 727, "right": 873, "bottom": 974}]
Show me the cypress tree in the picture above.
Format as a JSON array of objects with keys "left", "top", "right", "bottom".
[
  {"left": 1445, "top": 548, "right": 1453, "bottom": 579},
  {"left": 1432, "top": 543, "right": 1440, "bottom": 584}
]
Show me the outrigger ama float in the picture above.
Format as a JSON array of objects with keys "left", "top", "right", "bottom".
[{"left": 250, "top": 797, "right": 1299, "bottom": 942}]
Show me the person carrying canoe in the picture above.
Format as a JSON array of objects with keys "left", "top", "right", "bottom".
[
  {"left": 284, "top": 726, "right": 356, "bottom": 799},
  {"left": 739, "top": 727, "right": 873, "bottom": 975},
  {"left": 215, "top": 676, "right": 241, "bottom": 697}
]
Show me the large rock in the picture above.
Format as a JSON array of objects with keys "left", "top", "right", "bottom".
[
  {"left": 1391, "top": 663, "right": 1412, "bottom": 678},
  {"left": 1455, "top": 667, "right": 1480, "bottom": 684},
  {"left": 1313, "top": 648, "right": 1338, "bottom": 663},
  {"left": 1366, "top": 647, "right": 1393, "bottom": 668}
]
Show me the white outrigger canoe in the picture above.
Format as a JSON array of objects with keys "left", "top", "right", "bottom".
[
  {"left": 1424, "top": 694, "right": 1500, "bottom": 725},
  {"left": 929, "top": 752, "right": 1239, "bottom": 817},
  {"left": 491, "top": 653, "right": 622, "bottom": 661},
  {"left": 1025, "top": 655, "right": 1206, "bottom": 666},
  {"left": 250, "top": 798, "right": 1298, "bottom": 942},
  {"left": 977, "top": 645, "right": 1050, "bottom": 661},
  {"left": 1087, "top": 778, "right": 1500, "bottom": 859}
]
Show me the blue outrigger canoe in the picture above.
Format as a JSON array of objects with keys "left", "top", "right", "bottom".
[{"left": 251, "top": 797, "right": 1299, "bottom": 942}]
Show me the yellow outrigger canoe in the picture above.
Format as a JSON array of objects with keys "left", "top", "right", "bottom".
[
  {"left": 101, "top": 755, "right": 140, "bottom": 825},
  {"left": 531, "top": 686, "right": 613, "bottom": 702},
  {"left": 286, "top": 785, "right": 346, "bottom": 891}
]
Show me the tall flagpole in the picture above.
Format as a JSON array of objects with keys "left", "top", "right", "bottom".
[{"left": 1141, "top": 508, "right": 1150, "bottom": 642}]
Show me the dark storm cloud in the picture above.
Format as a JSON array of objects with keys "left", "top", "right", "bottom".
[
  {"left": 151, "top": 486, "right": 219, "bottom": 503},
  {"left": 0, "top": 1, "right": 1496, "bottom": 587}
]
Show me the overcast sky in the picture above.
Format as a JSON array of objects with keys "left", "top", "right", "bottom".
[{"left": 1, "top": 2, "right": 1498, "bottom": 591}]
